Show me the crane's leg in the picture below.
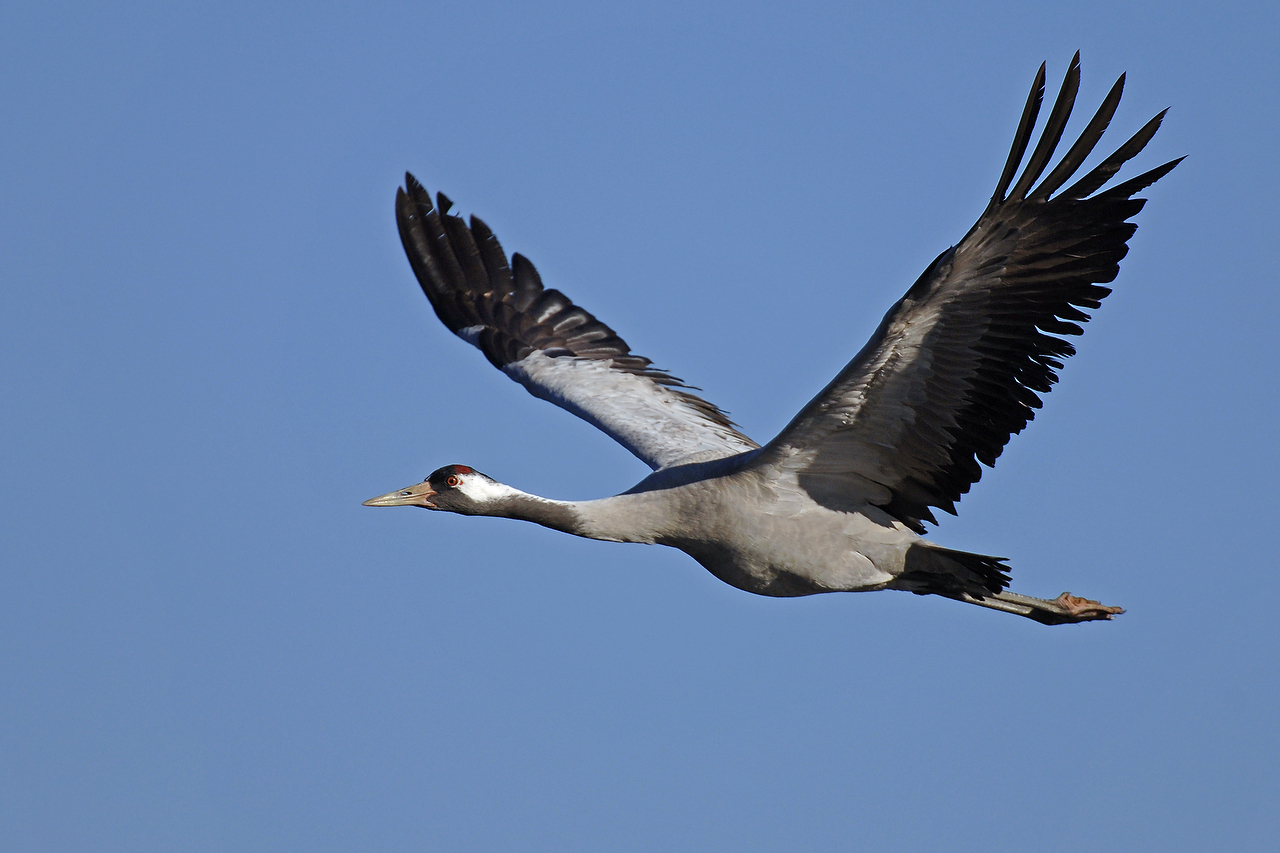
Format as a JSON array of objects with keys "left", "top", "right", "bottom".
[{"left": 956, "top": 590, "right": 1124, "bottom": 624}]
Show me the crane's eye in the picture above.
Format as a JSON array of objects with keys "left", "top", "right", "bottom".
[{"left": 446, "top": 475, "right": 461, "bottom": 488}]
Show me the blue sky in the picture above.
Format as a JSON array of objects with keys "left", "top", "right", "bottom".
[{"left": 3, "top": 2, "right": 1277, "bottom": 850}]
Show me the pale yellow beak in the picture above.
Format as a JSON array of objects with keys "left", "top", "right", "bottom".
[{"left": 362, "top": 481, "right": 438, "bottom": 508}]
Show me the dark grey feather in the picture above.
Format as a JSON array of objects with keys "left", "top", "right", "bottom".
[
  {"left": 394, "top": 175, "right": 758, "bottom": 466},
  {"left": 757, "top": 59, "right": 1181, "bottom": 533}
]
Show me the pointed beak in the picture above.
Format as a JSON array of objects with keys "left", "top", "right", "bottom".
[{"left": 362, "top": 481, "right": 437, "bottom": 508}]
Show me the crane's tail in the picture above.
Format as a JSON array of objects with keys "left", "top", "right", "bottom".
[{"left": 893, "top": 542, "right": 1012, "bottom": 598}]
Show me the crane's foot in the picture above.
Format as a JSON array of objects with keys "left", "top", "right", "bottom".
[{"left": 1051, "top": 592, "right": 1124, "bottom": 621}]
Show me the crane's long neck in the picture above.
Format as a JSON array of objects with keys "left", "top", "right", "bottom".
[
  {"left": 475, "top": 486, "right": 669, "bottom": 544},
  {"left": 479, "top": 490, "right": 584, "bottom": 535}
]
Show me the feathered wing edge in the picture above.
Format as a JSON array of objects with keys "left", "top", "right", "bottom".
[
  {"left": 394, "top": 176, "right": 759, "bottom": 470},
  {"left": 758, "top": 54, "right": 1181, "bottom": 533}
]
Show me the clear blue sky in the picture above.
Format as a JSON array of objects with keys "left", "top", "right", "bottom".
[{"left": 3, "top": 2, "right": 1277, "bottom": 850}]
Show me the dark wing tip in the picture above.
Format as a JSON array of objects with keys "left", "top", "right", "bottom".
[
  {"left": 994, "top": 57, "right": 1177, "bottom": 208},
  {"left": 1058, "top": 107, "right": 1169, "bottom": 200},
  {"left": 1029, "top": 71, "right": 1126, "bottom": 201},
  {"left": 1007, "top": 54, "right": 1082, "bottom": 201},
  {"left": 992, "top": 61, "right": 1048, "bottom": 203},
  {"left": 1095, "top": 155, "right": 1184, "bottom": 200}
]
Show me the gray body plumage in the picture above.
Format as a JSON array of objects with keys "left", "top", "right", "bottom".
[
  {"left": 592, "top": 455, "right": 902, "bottom": 596},
  {"left": 366, "top": 55, "right": 1180, "bottom": 624}
]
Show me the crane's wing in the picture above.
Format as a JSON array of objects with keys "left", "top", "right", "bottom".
[
  {"left": 395, "top": 174, "right": 760, "bottom": 471},
  {"left": 754, "top": 55, "right": 1181, "bottom": 533}
]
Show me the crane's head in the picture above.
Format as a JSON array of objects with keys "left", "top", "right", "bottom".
[{"left": 363, "top": 464, "right": 506, "bottom": 515}]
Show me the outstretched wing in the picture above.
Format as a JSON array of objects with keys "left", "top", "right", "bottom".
[
  {"left": 395, "top": 175, "right": 759, "bottom": 470},
  {"left": 754, "top": 54, "right": 1181, "bottom": 533}
]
